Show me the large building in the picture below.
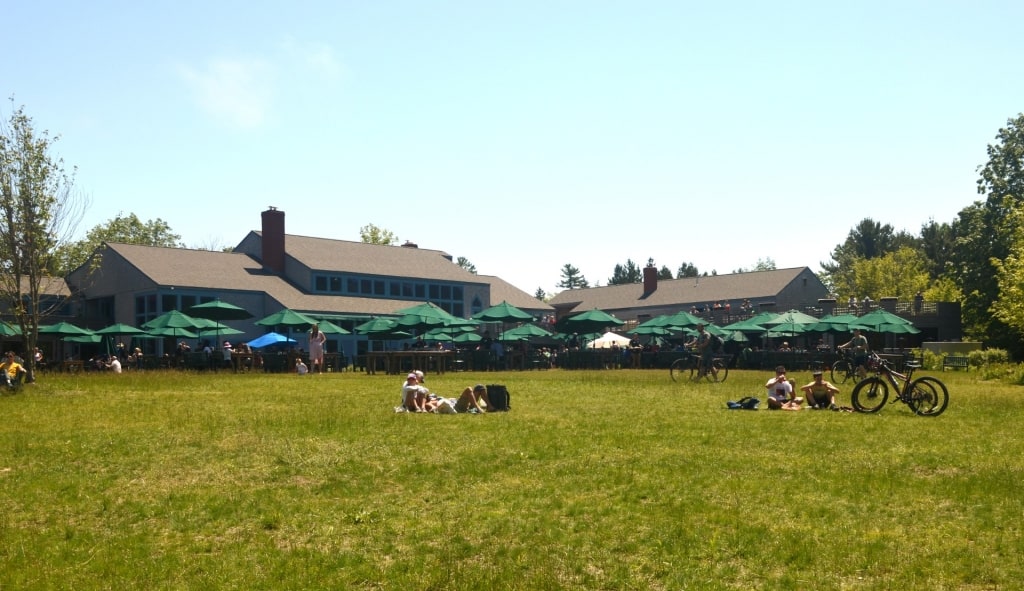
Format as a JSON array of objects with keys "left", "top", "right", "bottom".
[{"left": 67, "top": 208, "right": 552, "bottom": 356}]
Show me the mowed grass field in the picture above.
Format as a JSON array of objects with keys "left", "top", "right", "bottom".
[{"left": 0, "top": 367, "right": 1020, "bottom": 590}]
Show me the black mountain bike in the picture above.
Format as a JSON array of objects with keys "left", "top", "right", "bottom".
[
  {"left": 830, "top": 349, "right": 870, "bottom": 384},
  {"left": 670, "top": 353, "right": 729, "bottom": 383},
  {"left": 850, "top": 353, "right": 949, "bottom": 416}
]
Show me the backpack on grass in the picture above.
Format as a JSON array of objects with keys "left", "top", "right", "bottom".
[
  {"left": 486, "top": 384, "right": 510, "bottom": 412},
  {"left": 726, "top": 396, "right": 759, "bottom": 410}
]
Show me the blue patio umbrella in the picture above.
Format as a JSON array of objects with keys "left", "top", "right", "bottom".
[{"left": 247, "top": 332, "right": 297, "bottom": 349}]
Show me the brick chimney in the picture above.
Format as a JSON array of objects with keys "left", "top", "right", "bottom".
[
  {"left": 261, "top": 207, "right": 285, "bottom": 274},
  {"left": 643, "top": 262, "right": 658, "bottom": 295}
]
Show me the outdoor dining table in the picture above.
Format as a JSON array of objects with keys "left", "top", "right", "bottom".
[{"left": 231, "top": 351, "right": 254, "bottom": 372}]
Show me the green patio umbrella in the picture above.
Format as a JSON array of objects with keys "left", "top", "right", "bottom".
[
  {"left": 472, "top": 301, "right": 534, "bottom": 323},
  {"left": 142, "top": 310, "right": 206, "bottom": 334},
  {"left": 453, "top": 332, "right": 482, "bottom": 343},
  {"left": 315, "top": 319, "right": 351, "bottom": 335},
  {"left": 762, "top": 309, "right": 821, "bottom": 327},
  {"left": 627, "top": 325, "right": 673, "bottom": 336},
  {"left": 0, "top": 320, "right": 22, "bottom": 337},
  {"left": 849, "top": 309, "right": 915, "bottom": 331},
  {"left": 805, "top": 313, "right": 860, "bottom": 333},
  {"left": 500, "top": 324, "right": 553, "bottom": 341},
  {"left": 94, "top": 323, "right": 147, "bottom": 337},
  {"left": 393, "top": 302, "right": 459, "bottom": 332},
  {"left": 562, "top": 309, "right": 624, "bottom": 335},
  {"left": 658, "top": 310, "right": 704, "bottom": 330},
  {"left": 720, "top": 318, "right": 767, "bottom": 333},
  {"left": 38, "top": 321, "right": 94, "bottom": 337},
  {"left": 64, "top": 334, "right": 103, "bottom": 344},
  {"left": 355, "top": 317, "right": 399, "bottom": 335},
  {"left": 254, "top": 309, "right": 318, "bottom": 331},
  {"left": 187, "top": 299, "right": 253, "bottom": 321},
  {"left": 146, "top": 326, "right": 199, "bottom": 339}
]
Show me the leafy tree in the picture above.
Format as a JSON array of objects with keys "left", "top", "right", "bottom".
[
  {"left": 676, "top": 262, "right": 699, "bottom": 278},
  {"left": 359, "top": 223, "right": 398, "bottom": 245},
  {"left": 608, "top": 259, "right": 642, "bottom": 285},
  {"left": 843, "top": 247, "right": 931, "bottom": 302},
  {"left": 54, "top": 212, "right": 183, "bottom": 275},
  {"left": 456, "top": 256, "right": 476, "bottom": 274},
  {"left": 990, "top": 203, "right": 1024, "bottom": 337},
  {"left": 821, "top": 218, "right": 918, "bottom": 292},
  {"left": 0, "top": 102, "right": 88, "bottom": 380},
  {"left": 534, "top": 287, "right": 546, "bottom": 301},
  {"left": 918, "top": 219, "right": 956, "bottom": 280},
  {"left": 657, "top": 265, "right": 674, "bottom": 280},
  {"left": 556, "top": 263, "right": 589, "bottom": 290},
  {"left": 951, "top": 114, "right": 1024, "bottom": 345},
  {"left": 733, "top": 257, "right": 776, "bottom": 273}
]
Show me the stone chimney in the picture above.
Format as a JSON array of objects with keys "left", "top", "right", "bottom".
[
  {"left": 643, "top": 261, "right": 658, "bottom": 295},
  {"left": 261, "top": 207, "right": 285, "bottom": 274}
]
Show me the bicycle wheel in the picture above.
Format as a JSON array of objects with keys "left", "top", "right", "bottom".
[
  {"left": 831, "top": 360, "right": 853, "bottom": 384},
  {"left": 711, "top": 358, "right": 729, "bottom": 383},
  {"left": 907, "top": 376, "right": 949, "bottom": 417},
  {"left": 669, "top": 358, "right": 689, "bottom": 383},
  {"left": 851, "top": 377, "right": 889, "bottom": 413}
]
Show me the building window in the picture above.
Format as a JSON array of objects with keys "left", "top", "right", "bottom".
[
  {"left": 330, "top": 277, "right": 342, "bottom": 292},
  {"left": 315, "top": 276, "right": 327, "bottom": 291}
]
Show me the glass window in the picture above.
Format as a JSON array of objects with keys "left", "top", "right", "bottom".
[
  {"left": 415, "top": 284, "right": 425, "bottom": 298},
  {"left": 330, "top": 277, "right": 342, "bottom": 292},
  {"left": 452, "top": 302, "right": 464, "bottom": 317},
  {"left": 441, "top": 285, "right": 451, "bottom": 299},
  {"left": 390, "top": 282, "right": 401, "bottom": 296},
  {"left": 429, "top": 285, "right": 440, "bottom": 299},
  {"left": 361, "top": 279, "right": 371, "bottom": 294},
  {"left": 162, "top": 294, "right": 177, "bottom": 312},
  {"left": 402, "top": 283, "right": 413, "bottom": 297},
  {"left": 180, "top": 295, "right": 197, "bottom": 310},
  {"left": 453, "top": 286, "right": 463, "bottom": 300},
  {"left": 315, "top": 276, "right": 327, "bottom": 291},
  {"left": 347, "top": 278, "right": 359, "bottom": 293},
  {"left": 374, "top": 280, "right": 385, "bottom": 295}
]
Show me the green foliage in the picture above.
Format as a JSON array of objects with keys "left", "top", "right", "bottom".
[
  {"left": 656, "top": 265, "right": 673, "bottom": 279},
  {"left": 533, "top": 287, "right": 546, "bottom": 300},
  {"left": 846, "top": 246, "right": 930, "bottom": 301},
  {"left": 924, "top": 276, "right": 963, "bottom": 303},
  {"left": 970, "top": 348, "right": 1008, "bottom": 367},
  {"left": 990, "top": 202, "right": 1024, "bottom": 337},
  {"left": 3, "top": 369, "right": 1024, "bottom": 589},
  {"left": 54, "top": 212, "right": 183, "bottom": 274},
  {"left": 676, "top": 261, "right": 698, "bottom": 278},
  {"left": 455, "top": 256, "right": 476, "bottom": 274},
  {"left": 557, "top": 263, "right": 589, "bottom": 289},
  {"left": 359, "top": 223, "right": 398, "bottom": 245},
  {"left": 732, "top": 257, "right": 776, "bottom": 273},
  {"left": 0, "top": 101, "right": 86, "bottom": 376},
  {"left": 607, "top": 259, "right": 641, "bottom": 285}
]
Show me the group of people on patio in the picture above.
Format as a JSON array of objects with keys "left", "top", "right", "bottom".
[{"left": 396, "top": 370, "right": 490, "bottom": 414}]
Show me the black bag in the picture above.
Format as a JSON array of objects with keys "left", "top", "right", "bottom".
[{"left": 486, "top": 384, "right": 510, "bottom": 412}]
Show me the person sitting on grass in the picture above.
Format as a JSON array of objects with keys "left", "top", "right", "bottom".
[
  {"left": 402, "top": 372, "right": 429, "bottom": 412},
  {"left": 295, "top": 358, "right": 309, "bottom": 375},
  {"left": 801, "top": 369, "right": 840, "bottom": 410},
  {"left": 765, "top": 365, "right": 802, "bottom": 410},
  {"left": 0, "top": 351, "right": 26, "bottom": 389}
]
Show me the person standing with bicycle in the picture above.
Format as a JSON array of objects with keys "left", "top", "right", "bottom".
[
  {"left": 838, "top": 328, "right": 870, "bottom": 378},
  {"left": 694, "top": 323, "right": 718, "bottom": 381}
]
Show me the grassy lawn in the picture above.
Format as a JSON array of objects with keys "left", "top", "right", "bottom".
[{"left": 0, "top": 367, "right": 1020, "bottom": 590}]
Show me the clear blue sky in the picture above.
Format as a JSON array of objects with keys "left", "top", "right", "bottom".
[{"left": 5, "top": 1, "right": 1023, "bottom": 295}]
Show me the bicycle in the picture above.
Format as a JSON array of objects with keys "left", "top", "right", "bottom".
[
  {"left": 850, "top": 353, "right": 949, "bottom": 416},
  {"left": 830, "top": 349, "right": 873, "bottom": 384},
  {"left": 670, "top": 353, "right": 730, "bottom": 383}
]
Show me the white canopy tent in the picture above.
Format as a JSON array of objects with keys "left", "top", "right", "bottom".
[{"left": 586, "top": 331, "right": 633, "bottom": 349}]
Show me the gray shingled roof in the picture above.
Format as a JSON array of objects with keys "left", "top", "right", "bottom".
[
  {"left": 548, "top": 267, "right": 815, "bottom": 314},
  {"left": 257, "top": 232, "right": 483, "bottom": 283},
  {"left": 105, "top": 242, "right": 551, "bottom": 317}
]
